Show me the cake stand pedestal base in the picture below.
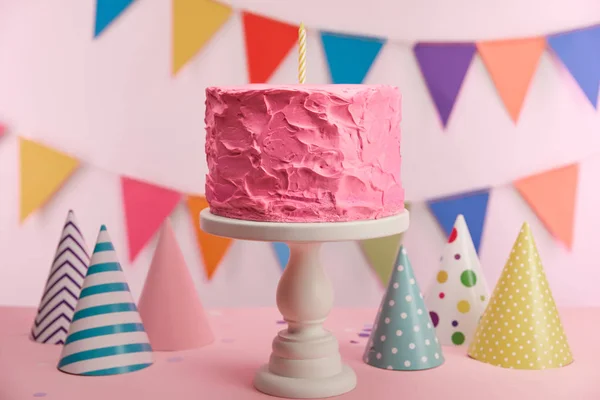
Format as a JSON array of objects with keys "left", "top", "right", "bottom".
[{"left": 200, "top": 209, "right": 410, "bottom": 399}]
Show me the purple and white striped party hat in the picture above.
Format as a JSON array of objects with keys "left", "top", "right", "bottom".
[
  {"left": 31, "top": 210, "right": 89, "bottom": 345},
  {"left": 57, "top": 225, "right": 153, "bottom": 376}
]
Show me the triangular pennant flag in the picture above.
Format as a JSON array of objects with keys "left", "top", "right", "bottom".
[
  {"left": 272, "top": 242, "right": 290, "bottom": 271},
  {"left": 94, "top": 0, "right": 136, "bottom": 38},
  {"left": 138, "top": 219, "right": 214, "bottom": 351},
  {"left": 424, "top": 215, "right": 489, "bottom": 347},
  {"left": 242, "top": 12, "right": 298, "bottom": 83},
  {"left": 186, "top": 195, "right": 233, "bottom": 279},
  {"left": 548, "top": 25, "right": 600, "bottom": 107},
  {"left": 19, "top": 138, "right": 79, "bottom": 222},
  {"left": 477, "top": 38, "right": 546, "bottom": 122},
  {"left": 31, "top": 210, "right": 90, "bottom": 345},
  {"left": 360, "top": 234, "right": 404, "bottom": 287},
  {"left": 0, "top": 123, "right": 5, "bottom": 137},
  {"left": 468, "top": 223, "right": 573, "bottom": 369},
  {"left": 414, "top": 43, "right": 476, "bottom": 127},
  {"left": 120, "top": 177, "right": 182, "bottom": 262},
  {"left": 58, "top": 225, "right": 153, "bottom": 376},
  {"left": 172, "top": 0, "right": 232, "bottom": 75},
  {"left": 360, "top": 204, "right": 411, "bottom": 286},
  {"left": 514, "top": 164, "right": 579, "bottom": 249},
  {"left": 364, "top": 246, "right": 444, "bottom": 371},
  {"left": 428, "top": 190, "right": 490, "bottom": 253},
  {"left": 320, "top": 31, "right": 386, "bottom": 84}
]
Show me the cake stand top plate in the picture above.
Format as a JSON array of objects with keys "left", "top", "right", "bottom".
[{"left": 200, "top": 208, "right": 409, "bottom": 243}]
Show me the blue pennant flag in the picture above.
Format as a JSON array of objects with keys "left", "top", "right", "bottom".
[
  {"left": 320, "top": 31, "right": 386, "bottom": 84},
  {"left": 548, "top": 25, "right": 600, "bottom": 108},
  {"left": 427, "top": 190, "right": 490, "bottom": 253},
  {"left": 94, "top": 0, "right": 136, "bottom": 38},
  {"left": 272, "top": 242, "right": 290, "bottom": 271}
]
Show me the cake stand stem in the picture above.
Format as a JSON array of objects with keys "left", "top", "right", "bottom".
[{"left": 253, "top": 242, "right": 357, "bottom": 399}]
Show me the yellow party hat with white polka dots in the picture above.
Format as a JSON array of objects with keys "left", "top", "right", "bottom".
[{"left": 468, "top": 222, "right": 573, "bottom": 369}]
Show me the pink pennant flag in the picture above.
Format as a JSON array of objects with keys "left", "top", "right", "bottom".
[
  {"left": 121, "top": 177, "right": 182, "bottom": 262},
  {"left": 0, "top": 123, "right": 6, "bottom": 137}
]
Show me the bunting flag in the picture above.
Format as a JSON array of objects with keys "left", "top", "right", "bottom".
[
  {"left": 477, "top": 38, "right": 546, "bottom": 122},
  {"left": 272, "top": 242, "right": 290, "bottom": 271},
  {"left": 94, "top": 0, "right": 136, "bottom": 38},
  {"left": 359, "top": 204, "right": 410, "bottom": 286},
  {"left": 428, "top": 190, "right": 490, "bottom": 253},
  {"left": 320, "top": 32, "right": 385, "bottom": 84},
  {"left": 0, "top": 123, "right": 5, "bottom": 137},
  {"left": 172, "top": 0, "right": 232, "bottom": 75},
  {"left": 19, "top": 138, "right": 79, "bottom": 222},
  {"left": 514, "top": 164, "right": 579, "bottom": 249},
  {"left": 548, "top": 25, "right": 600, "bottom": 107},
  {"left": 242, "top": 12, "right": 298, "bottom": 83},
  {"left": 414, "top": 43, "right": 476, "bottom": 127},
  {"left": 120, "top": 177, "right": 182, "bottom": 262},
  {"left": 186, "top": 196, "right": 232, "bottom": 279}
]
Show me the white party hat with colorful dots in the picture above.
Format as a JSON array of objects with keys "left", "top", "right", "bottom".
[
  {"left": 364, "top": 246, "right": 444, "bottom": 371},
  {"left": 424, "top": 214, "right": 490, "bottom": 347},
  {"left": 468, "top": 222, "right": 573, "bottom": 369},
  {"left": 57, "top": 225, "right": 153, "bottom": 376}
]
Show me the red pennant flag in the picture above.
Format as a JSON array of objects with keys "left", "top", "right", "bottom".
[
  {"left": 242, "top": 12, "right": 298, "bottom": 83},
  {"left": 477, "top": 38, "right": 546, "bottom": 122},
  {"left": 121, "top": 177, "right": 182, "bottom": 261},
  {"left": 514, "top": 164, "right": 579, "bottom": 249}
]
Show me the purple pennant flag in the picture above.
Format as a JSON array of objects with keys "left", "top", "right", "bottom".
[{"left": 414, "top": 43, "right": 476, "bottom": 128}]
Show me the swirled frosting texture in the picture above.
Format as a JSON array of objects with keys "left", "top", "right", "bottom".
[{"left": 205, "top": 84, "right": 404, "bottom": 222}]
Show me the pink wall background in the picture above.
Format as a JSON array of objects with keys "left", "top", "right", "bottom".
[{"left": 0, "top": 0, "right": 599, "bottom": 308}]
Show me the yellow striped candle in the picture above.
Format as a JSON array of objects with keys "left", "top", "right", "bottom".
[{"left": 298, "top": 23, "right": 306, "bottom": 84}]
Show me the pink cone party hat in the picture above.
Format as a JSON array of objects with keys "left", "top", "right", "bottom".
[
  {"left": 468, "top": 223, "right": 573, "bottom": 369},
  {"left": 31, "top": 210, "right": 90, "bottom": 344},
  {"left": 58, "top": 225, "right": 153, "bottom": 376},
  {"left": 364, "top": 246, "right": 444, "bottom": 371},
  {"left": 138, "top": 219, "right": 214, "bottom": 351},
  {"left": 425, "top": 214, "right": 490, "bottom": 346}
]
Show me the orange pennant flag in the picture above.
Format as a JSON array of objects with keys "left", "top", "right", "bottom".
[
  {"left": 242, "top": 12, "right": 299, "bottom": 83},
  {"left": 186, "top": 195, "right": 232, "bottom": 280},
  {"left": 477, "top": 38, "right": 546, "bottom": 122},
  {"left": 19, "top": 138, "right": 79, "bottom": 222},
  {"left": 514, "top": 164, "right": 579, "bottom": 249},
  {"left": 172, "top": 0, "right": 232, "bottom": 75}
]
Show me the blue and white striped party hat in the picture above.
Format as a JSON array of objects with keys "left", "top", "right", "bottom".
[
  {"left": 57, "top": 225, "right": 153, "bottom": 376},
  {"left": 32, "top": 210, "right": 89, "bottom": 345}
]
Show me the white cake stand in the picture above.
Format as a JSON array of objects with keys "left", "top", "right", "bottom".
[{"left": 200, "top": 208, "right": 410, "bottom": 399}]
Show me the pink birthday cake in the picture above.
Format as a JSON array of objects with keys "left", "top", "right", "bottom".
[{"left": 204, "top": 84, "right": 404, "bottom": 222}]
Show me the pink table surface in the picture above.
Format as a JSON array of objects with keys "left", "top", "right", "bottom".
[{"left": 1, "top": 307, "right": 600, "bottom": 400}]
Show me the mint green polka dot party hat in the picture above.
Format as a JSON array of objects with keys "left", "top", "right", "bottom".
[{"left": 363, "top": 246, "right": 444, "bottom": 371}]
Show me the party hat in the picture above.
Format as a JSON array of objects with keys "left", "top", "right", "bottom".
[
  {"left": 425, "top": 214, "right": 490, "bottom": 346},
  {"left": 468, "top": 223, "right": 573, "bottom": 369},
  {"left": 31, "top": 210, "right": 90, "bottom": 344},
  {"left": 138, "top": 219, "right": 214, "bottom": 351},
  {"left": 364, "top": 246, "right": 444, "bottom": 371},
  {"left": 58, "top": 225, "right": 153, "bottom": 376}
]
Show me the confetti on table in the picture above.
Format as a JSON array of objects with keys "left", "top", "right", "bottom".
[
  {"left": 167, "top": 356, "right": 184, "bottom": 363},
  {"left": 33, "top": 393, "right": 47, "bottom": 398},
  {"left": 276, "top": 320, "right": 286, "bottom": 324},
  {"left": 350, "top": 340, "right": 359, "bottom": 344}
]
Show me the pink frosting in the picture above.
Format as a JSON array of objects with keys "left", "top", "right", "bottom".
[{"left": 204, "top": 84, "right": 404, "bottom": 222}]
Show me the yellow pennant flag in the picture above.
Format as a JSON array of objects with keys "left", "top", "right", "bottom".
[
  {"left": 172, "top": 0, "right": 232, "bottom": 75},
  {"left": 186, "top": 195, "right": 233, "bottom": 280},
  {"left": 359, "top": 203, "right": 411, "bottom": 286},
  {"left": 20, "top": 138, "right": 79, "bottom": 222}
]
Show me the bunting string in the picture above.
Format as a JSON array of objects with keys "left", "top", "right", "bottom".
[{"left": 0, "top": 2, "right": 598, "bottom": 282}]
